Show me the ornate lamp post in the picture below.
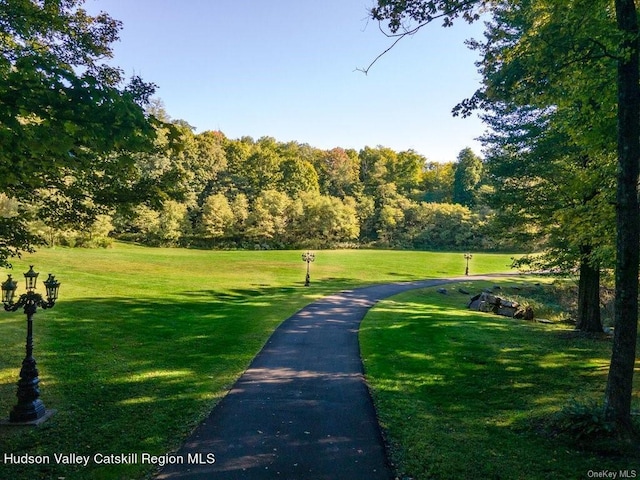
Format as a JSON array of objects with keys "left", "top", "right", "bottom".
[
  {"left": 301, "top": 251, "right": 315, "bottom": 287},
  {"left": 464, "top": 253, "right": 473, "bottom": 276},
  {"left": 2, "top": 266, "right": 60, "bottom": 424}
]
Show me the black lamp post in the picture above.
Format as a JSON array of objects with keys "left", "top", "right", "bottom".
[
  {"left": 2, "top": 266, "right": 60, "bottom": 424},
  {"left": 301, "top": 251, "right": 315, "bottom": 286},
  {"left": 464, "top": 253, "right": 473, "bottom": 276}
]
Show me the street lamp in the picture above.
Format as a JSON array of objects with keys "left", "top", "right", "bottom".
[
  {"left": 301, "top": 251, "right": 315, "bottom": 286},
  {"left": 464, "top": 253, "right": 473, "bottom": 276},
  {"left": 2, "top": 266, "right": 60, "bottom": 424}
]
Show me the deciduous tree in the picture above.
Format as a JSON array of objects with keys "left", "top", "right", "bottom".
[
  {"left": 0, "top": 0, "right": 163, "bottom": 265},
  {"left": 370, "top": 0, "right": 639, "bottom": 436},
  {"left": 201, "top": 193, "right": 234, "bottom": 240},
  {"left": 452, "top": 147, "right": 483, "bottom": 207}
]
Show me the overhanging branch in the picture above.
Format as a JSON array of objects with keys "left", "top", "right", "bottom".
[{"left": 357, "top": 0, "right": 484, "bottom": 74}]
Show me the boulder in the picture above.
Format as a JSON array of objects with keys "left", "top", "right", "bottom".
[
  {"left": 468, "top": 291, "right": 534, "bottom": 320},
  {"left": 497, "top": 305, "right": 518, "bottom": 317}
]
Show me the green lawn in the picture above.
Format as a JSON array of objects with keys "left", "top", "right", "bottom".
[
  {"left": 360, "top": 281, "right": 640, "bottom": 480},
  {"left": 0, "top": 243, "right": 515, "bottom": 479}
]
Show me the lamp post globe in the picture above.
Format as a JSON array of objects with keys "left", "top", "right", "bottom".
[{"left": 1, "top": 274, "right": 17, "bottom": 304}]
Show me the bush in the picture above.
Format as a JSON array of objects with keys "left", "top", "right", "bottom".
[{"left": 551, "top": 400, "right": 616, "bottom": 442}]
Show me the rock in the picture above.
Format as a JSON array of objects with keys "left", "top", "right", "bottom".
[
  {"left": 479, "top": 301, "right": 494, "bottom": 313},
  {"left": 468, "top": 292, "right": 490, "bottom": 310},
  {"left": 437, "top": 288, "right": 448, "bottom": 295},
  {"left": 467, "top": 293, "right": 481, "bottom": 309},
  {"left": 468, "top": 291, "right": 535, "bottom": 320},
  {"left": 458, "top": 288, "right": 471, "bottom": 295},
  {"left": 500, "top": 300, "right": 520, "bottom": 309},
  {"left": 497, "top": 306, "right": 518, "bottom": 317}
]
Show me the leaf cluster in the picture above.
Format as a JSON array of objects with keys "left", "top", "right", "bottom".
[
  {"left": 0, "top": 0, "right": 172, "bottom": 266},
  {"left": 459, "top": 0, "right": 621, "bottom": 272},
  {"left": 371, "top": 0, "right": 486, "bottom": 33},
  {"left": 550, "top": 399, "right": 615, "bottom": 445}
]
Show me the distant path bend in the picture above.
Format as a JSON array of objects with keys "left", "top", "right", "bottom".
[{"left": 157, "top": 276, "right": 509, "bottom": 480}]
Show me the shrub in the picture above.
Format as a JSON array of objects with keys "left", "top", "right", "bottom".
[{"left": 551, "top": 400, "right": 616, "bottom": 442}]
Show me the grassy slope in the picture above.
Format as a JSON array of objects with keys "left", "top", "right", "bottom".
[
  {"left": 360, "top": 280, "right": 640, "bottom": 480},
  {"left": 0, "top": 244, "right": 514, "bottom": 479}
]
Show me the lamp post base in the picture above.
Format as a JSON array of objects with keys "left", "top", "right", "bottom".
[
  {"left": 10, "top": 397, "right": 46, "bottom": 423},
  {"left": 1, "top": 409, "right": 56, "bottom": 427}
]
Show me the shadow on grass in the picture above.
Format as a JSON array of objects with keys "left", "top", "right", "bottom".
[
  {"left": 360, "top": 289, "right": 640, "bottom": 479},
  {"left": 0, "top": 284, "right": 321, "bottom": 480},
  {"left": 364, "top": 308, "right": 586, "bottom": 411}
]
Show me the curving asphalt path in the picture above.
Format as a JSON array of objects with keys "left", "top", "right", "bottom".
[{"left": 156, "top": 277, "right": 475, "bottom": 480}]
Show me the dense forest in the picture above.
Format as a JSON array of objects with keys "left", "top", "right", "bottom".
[{"left": 6, "top": 102, "right": 499, "bottom": 252}]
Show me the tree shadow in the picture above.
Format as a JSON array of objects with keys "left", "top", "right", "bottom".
[
  {"left": 0, "top": 284, "right": 323, "bottom": 479},
  {"left": 360, "top": 292, "right": 637, "bottom": 478}
]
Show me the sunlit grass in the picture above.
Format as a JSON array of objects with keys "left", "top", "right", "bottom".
[
  {"left": 0, "top": 243, "right": 516, "bottom": 479},
  {"left": 360, "top": 280, "right": 640, "bottom": 479}
]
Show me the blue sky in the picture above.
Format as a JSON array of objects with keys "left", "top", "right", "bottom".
[{"left": 87, "top": 0, "right": 486, "bottom": 162}]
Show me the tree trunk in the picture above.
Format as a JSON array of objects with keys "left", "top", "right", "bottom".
[
  {"left": 604, "top": 0, "right": 640, "bottom": 436},
  {"left": 576, "top": 246, "right": 602, "bottom": 333}
]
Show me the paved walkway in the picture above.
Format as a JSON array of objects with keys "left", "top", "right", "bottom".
[{"left": 157, "top": 278, "right": 468, "bottom": 480}]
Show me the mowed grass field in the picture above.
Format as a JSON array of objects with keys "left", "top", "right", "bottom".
[
  {"left": 361, "top": 282, "right": 640, "bottom": 479},
  {"left": 0, "top": 243, "right": 515, "bottom": 479}
]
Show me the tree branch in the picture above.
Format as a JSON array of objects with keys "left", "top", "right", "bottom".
[
  {"left": 357, "top": 0, "right": 483, "bottom": 74},
  {"left": 355, "top": 30, "right": 414, "bottom": 74}
]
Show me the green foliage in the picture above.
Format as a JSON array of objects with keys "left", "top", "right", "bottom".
[
  {"left": 552, "top": 400, "right": 617, "bottom": 443},
  {"left": 246, "top": 189, "right": 291, "bottom": 245},
  {"left": 422, "top": 161, "right": 454, "bottom": 203},
  {"left": 82, "top": 126, "right": 490, "bottom": 250},
  {"left": 462, "top": 0, "right": 619, "bottom": 276},
  {"left": 0, "top": 0, "right": 172, "bottom": 266},
  {"left": 452, "top": 147, "right": 483, "bottom": 207},
  {"left": 315, "top": 147, "right": 360, "bottom": 197},
  {"left": 457, "top": 0, "right": 623, "bottom": 337},
  {"left": 289, "top": 192, "right": 360, "bottom": 247},
  {"left": 413, "top": 202, "right": 483, "bottom": 250},
  {"left": 392, "top": 149, "right": 425, "bottom": 195},
  {"left": 278, "top": 157, "right": 320, "bottom": 197},
  {"left": 359, "top": 146, "right": 396, "bottom": 195},
  {"left": 201, "top": 193, "right": 235, "bottom": 239},
  {"left": 127, "top": 201, "right": 190, "bottom": 246},
  {"left": 371, "top": 0, "right": 484, "bottom": 33}
]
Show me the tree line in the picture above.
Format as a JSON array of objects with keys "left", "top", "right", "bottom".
[{"left": 15, "top": 108, "right": 495, "bottom": 252}]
